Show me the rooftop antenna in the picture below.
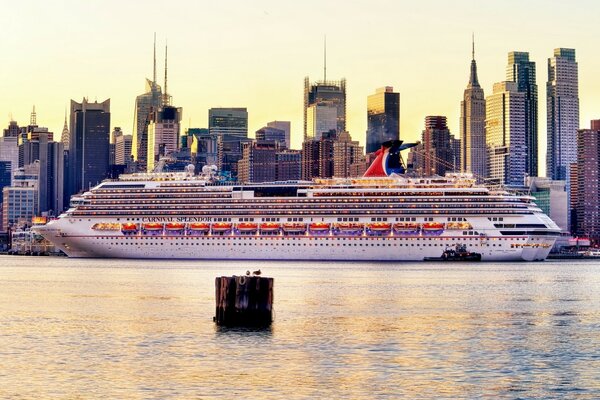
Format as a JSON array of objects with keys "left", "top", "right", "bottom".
[
  {"left": 30, "top": 105, "right": 37, "bottom": 126},
  {"left": 153, "top": 32, "right": 157, "bottom": 85},
  {"left": 323, "top": 34, "right": 327, "bottom": 82},
  {"left": 472, "top": 32, "right": 475, "bottom": 60}
]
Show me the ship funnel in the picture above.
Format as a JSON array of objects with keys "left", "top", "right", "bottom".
[{"left": 363, "top": 140, "right": 417, "bottom": 177}]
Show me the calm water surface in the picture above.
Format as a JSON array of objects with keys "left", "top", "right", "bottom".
[{"left": 0, "top": 256, "right": 599, "bottom": 399}]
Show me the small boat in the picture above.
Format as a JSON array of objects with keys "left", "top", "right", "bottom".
[
  {"left": 237, "top": 222, "right": 259, "bottom": 233},
  {"left": 309, "top": 222, "right": 330, "bottom": 234},
  {"left": 282, "top": 222, "right": 307, "bottom": 233},
  {"left": 259, "top": 222, "right": 280, "bottom": 234},
  {"left": 366, "top": 222, "right": 392, "bottom": 236},
  {"left": 393, "top": 222, "right": 420, "bottom": 233},
  {"left": 335, "top": 222, "right": 364, "bottom": 235},
  {"left": 121, "top": 223, "right": 138, "bottom": 234},
  {"left": 165, "top": 222, "right": 186, "bottom": 231},
  {"left": 142, "top": 222, "right": 163, "bottom": 231},
  {"left": 422, "top": 222, "right": 445, "bottom": 235},
  {"left": 188, "top": 222, "right": 210, "bottom": 232},
  {"left": 212, "top": 222, "right": 233, "bottom": 233},
  {"left": 424, "top": 244, "right": 482, "bottom": 262}
]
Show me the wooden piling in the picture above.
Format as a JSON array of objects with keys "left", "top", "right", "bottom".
[{"left": 214, "top": 275, "right": 273, "bottom": 327}]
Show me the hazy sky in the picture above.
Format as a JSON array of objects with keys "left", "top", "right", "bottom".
[{"left": 2, "top": 0, "right": 599, "bottom": 175}]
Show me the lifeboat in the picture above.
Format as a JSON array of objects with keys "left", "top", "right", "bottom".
[
  {"left": 259, "top": 222, "right": 280, "bottom": 234},
  {"left": 335, "top": 222, "right": 364, "bottom": 235},
  {"left": 446, "top": 222, "right": 472, "bottom": 230},
  {"left": 121, "top": 223, "right": 138, "bottom": 234},
  {"left": 422, "top": 222, "right": 445, "bottom": 234},
  {"left": 367, "top": 222, "right": 392, "bottom": 232},
  {"left": 188, "top": 222, "right": 210, "bottom": 232},
  {"left": 212, "top": 222, "right": 233, "bottom": 233},
  {"left": 165, "top": 222, "right": 186, "bottom": 231},
  {"left": 309, "top": 222, "right": 330, "bottom": 234},
  {"left": 143, "top": 222, "right": 164, "bottom": 231},
  {"left": 393, "top": 222, "right": 420, "bottom": 233},
  {"left": 237, "top": 222, "right": 259, "bottom": 233},
  {"left": 282, "top": 222, "right": 307, "bottom": 233}
]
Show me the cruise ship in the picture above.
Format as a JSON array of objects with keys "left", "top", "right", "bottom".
[{"left": 34, "top": 141, "right": 560, "bottom": 261}]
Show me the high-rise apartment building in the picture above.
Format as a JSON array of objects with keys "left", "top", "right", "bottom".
[
  {"left": 333, "top": 131, "right": 366, "bottom": 178},
  {"left": 237, "top": 141, "right": 279, "bottom": 183},
  {"left": 366, "top": 87, "right": 400, "bottom": 154},
  {"left": 485, "top": 82, "right": 527, "bottom": 186},
  {"left": 575, "top": 120, "right": 600, "bottom": 243},
  {"left": 301, "top": 131, "right": 337, "bottom": 180},
  {"left": 547, "top": 48, "right": 579, "bottom": 184},
  {"left": 266, "top": 121, "right": 291, "bottom": 149},
  {"left": 68, "top": 98, "right": 110, "bottom": 197},
  {"left": 115, "top": 134, "right": 133, "bottom": 166},
  {"left": 507, "top": 51, "right": 538, "bottom": 177},
  {"left": 303, "top": 77, "right": 346, "bottom": 141},
  {"left": 2, "top": 163, "right": 39, "bottom": 229},
  {"left": 460, "top": 44, "right": 486, "bottom": 182}
]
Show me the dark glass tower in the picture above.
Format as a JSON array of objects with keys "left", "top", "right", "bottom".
[
  {"left": 68, "top": 98, "right": 110, "bottom": 197},
  {"left": 303, "top": 77, "right": 346, "bottom": 141},
  {"left": 366, "top": 87, "right": 400, "bottom": 153},
  {"left": 507, "top": 51, "right": 538, "bottom": 177}
]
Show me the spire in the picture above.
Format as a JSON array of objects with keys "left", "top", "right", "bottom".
[
  {"left": 61, "top": 106, "right": 70, "bottom": 150},
  {"left": 30, "top": 105, "right": 37, "bottom": 126},
  {"left": 163, "top": 42, "right": 170, "bottom": 106},
  {"left": 323, "top": 34, "right": 327, "bottom": 83},
  {"left": 468, "top": 33, "right": 480, "bottom": 88},
  {"left": 153, "top": 32, "right": 157, "bottom": 85}
]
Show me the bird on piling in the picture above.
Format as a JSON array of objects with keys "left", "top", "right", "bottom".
[
  {"left": 252, "top": 269, "right": 261, "bottom": 276},
  {"left": 246, "top": 270, "right": 251, "bottom": 276}
]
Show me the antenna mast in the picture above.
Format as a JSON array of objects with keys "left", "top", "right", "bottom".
[
  {"left": 163, "top": 42, "right": 170, "bottom": 106},
  {"left": 30, "top": 105, "right": 37, "bottom": 126},
  {"left": 153, "top": 32, "right": 157, "bottom": 84},
  {"left": 323, "top": 35, "right": 327, "bottom": 82}
]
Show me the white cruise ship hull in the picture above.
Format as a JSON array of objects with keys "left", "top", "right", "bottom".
[{"left": 36, "top": 221, "right": 555, "bottom": 262}]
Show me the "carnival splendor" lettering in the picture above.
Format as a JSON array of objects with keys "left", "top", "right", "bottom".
[{"left": 141, "top": 217, "right": 212, "bottom": 222}]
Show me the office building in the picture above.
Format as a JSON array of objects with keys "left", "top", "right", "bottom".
[
  {"left": 147, "top": 106, "right": 182, "bottom": 172},
  {"left": 460, "top": 42, "right": 486, "bottom": 182},
  {"left": 417, "top": 116, "right": 460, "bottom": 176},
  {"left": 575, "top": 120, "right": 600, "bottom": 243},
  {"left": 2, "top": 163, "right": 39, "bottom": 229},
  {"left": 526, "top": 177, "right": 568, "bottom": 232},
  {"left": 266, "top": 121, "right": 291, "bottom": 149},
  {"left": 333, "top": 131, "right": 366, "bottom": 178},
  {"left": 304, "top": 77, "right": 346, "bottom": 141},
  {"left": 301, "top": 130, "right": 337, "bottom": 180},
  {"left": 507, "top": 51, "right": 538, "bottom": 177},
  {"left": 306, "top": 102, "right": 337, "bottom": 141},
  {"left": 256, "top": 126, "right": 287, "bottom": 149},
  {"left": 485, "top": 82, "right": 527, "bottom": 186},
  {"left": 208, "top": 108, "right": 249, "bottom": 177},
  {"left": 68, "top": 98, "right": 111, "bottom": 197},
  {"left": 0, "top": 136, "right": 18, "bottom": 185},
  {"left": 547, "top": 48, "right": 579, "bottom": 184},
  {"left": 115, "top": 134, "right": 133, "bottom": 166},
  {"left": 275, "top": 150, "right": 301, "bottom": 181},
  {"left": 366, "top": 87, "right": 400, "bottom": 153},
  {"left": 237, "top": 141, "right": 279, "bottom": 183}
]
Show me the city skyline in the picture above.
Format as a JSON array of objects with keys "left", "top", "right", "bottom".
[{"left": 2, "top": 1, "right": 600, "bottom": 177}]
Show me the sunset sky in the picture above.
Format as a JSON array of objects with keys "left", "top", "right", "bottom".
[{"left": 2, "top": 0, "right": 599, "bottom": 175}]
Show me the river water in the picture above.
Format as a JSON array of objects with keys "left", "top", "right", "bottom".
[{"left": 0, "top": 256, "right": 599, "bottom": 399}]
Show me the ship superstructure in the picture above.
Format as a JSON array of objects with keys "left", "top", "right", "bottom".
[{"left": 34, "top": 142, "right": 560, "bottom": 261}]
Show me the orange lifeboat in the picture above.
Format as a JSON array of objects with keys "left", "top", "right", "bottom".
[
  {"left": 367, "top": 222, "right": 392, "bottom": 232},
  {"left": 335, "top": 222, "right": 364, "bottom": 235},
  {"left": 143, "top": 222, "right": 164, "bottom": 231},
  {"left": 393, "top": 222, "right": 420, "bottom": 233},
  {"left": 188, "top": 222, "right": 210, "bottom": 231},
  {"left": 165, "top": 222, "right": 186, "bottom": 231},
  {"left": 212, "top": 222, "right": 233, "bottom": 233},
  {"left": 260, "top": 222, "right": 280, "bottom": 231},
  {"left": 309, "top": 222, "right": 330, "bottom": 234},
  {"left": 282, "top": 222, "right": 307, "bottom": 233},
  {"left": 121, "top": 223, "right": 138, "bottom": 233},
  {"left": 422, "top": 222, "right": 444, "bottom": 231},
  {"left": 237, "top": 222, "right": 259, "bottom": 233}
]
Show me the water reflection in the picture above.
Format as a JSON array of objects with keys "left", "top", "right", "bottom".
[{"left": 0, "top": 257, "right": 599, "bottom": 398}]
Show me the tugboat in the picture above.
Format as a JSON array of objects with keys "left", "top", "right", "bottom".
[{"left": 425, "top": 244, "right": 482, "bottom": 262}]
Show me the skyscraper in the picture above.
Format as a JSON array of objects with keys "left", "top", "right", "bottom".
[
  {"left": 507, "top": 51, "right": 538, "bottom": 177},
  {"left": 60, "top": 111, "right": 70, "bottom": 150},
  {"left": 575, "top": 120, "right": 600, "bottom": 243},
  {"left": 303, "top": 77, "right": 346, "bottom": 141},
  {"left": 333, "top": 131, "right": 366, "bottom": 178},
  {"left": 485, "top": 82, "right": 527, "bottom": 186},
  {"left": 68, "top": 98, "right": 110, "bottom": 197},
  {"left": 266, "top": 121, "right": 291, "bottom": 149},
  {"left": 460, "top": 40, "right": 486, "bottom": 182},
  {"left": 306, "top": 102, "right": 337, "bottom": 140},
  {"left": 132, "top": 36, "right": 163, "bottom": 171},
  {"left": 366, "top": 86, "right": 400, "bottom": 154},
  {"left": 547, "top": 48, "right": 579, "bottom": 184},
  {"left": 256, "top": 126, "right": 287, "bottom": 149},
  {"left": 420, "top": 116, "right": 459, "bottom": 176},
  {"left": 147, "top": 106, "right": 182, "bottom": 172},
  {"left": 115, "top": 134, "right": 133, "bottom": 166},
  {"left": 208, "top": 108, "right": 249, "bottom": 176}
]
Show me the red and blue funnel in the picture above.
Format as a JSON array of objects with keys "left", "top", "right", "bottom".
[{"left": 363, "top": 140, "right": 417, "bottom": 178}]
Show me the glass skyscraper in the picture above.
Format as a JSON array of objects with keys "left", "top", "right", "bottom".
[
  {"left": 303, "top": 77, "right": 346, "bottom": 141},
  {"left": 547, "top": 48, "right": 579, "bottom": 184},
  {"left": 366, "top": 87, "right": 400, "bottom": 154},
  {"left": 507, "top": 51, "right": 538, "bottom": 178}
]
